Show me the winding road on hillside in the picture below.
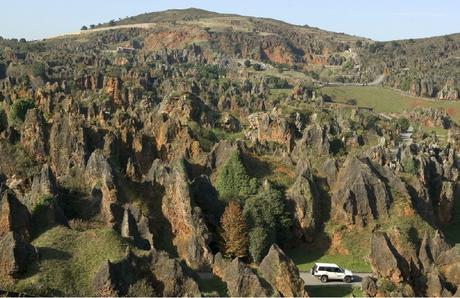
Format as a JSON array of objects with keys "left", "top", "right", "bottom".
[{"left": 320, "top": 74, "right": 386, "bottom": 87}]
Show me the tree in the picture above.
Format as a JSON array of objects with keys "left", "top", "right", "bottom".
[
  {"left": 19, "top": 38, "right": 26, "bottom": 43},
  {"left": 90, "top": 24, "right": 96, "bottom": 29},
  {"left": 215, "top": 150, "right": 258, "bottom": 203},
  {"left": 109, "top": 20, "right": 116, "bottom": 26},
  {"left": 80, "top": 25, "right": 88, "bottom": 31},
  {"left": 248, "top": 227, "right": 270, "bottom": 263},
  {"left": 220, "top": 201, "right": 249, "bottom": 258},
  {"left": 244, "top": 181, "right": 291, "bottom": 263}
]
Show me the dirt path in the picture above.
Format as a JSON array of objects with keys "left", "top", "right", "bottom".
[
  {"left": 48, "top": 23, "right": 156, "bottom": 39},
  {"left": 300, "top": 272, "right": 371, "bottom": 286}
]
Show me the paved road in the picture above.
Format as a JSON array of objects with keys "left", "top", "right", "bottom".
[
  {"left": 301, "top": 272, "right": 371, "bottom": 286},
  {"left": 198, "top": 271, "right": 371, "bottom": 287}
]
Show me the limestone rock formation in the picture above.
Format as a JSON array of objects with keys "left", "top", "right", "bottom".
[
  {"left": 259, "top": 244, "right": 308, "bottom": 297},
  {"left": 286, "top": 170, "right": 320, "bottom": 241},
  {"left": 147, "top": 158, "right": 213, "bottom": 269},
  {"left": 246, "top": 111, "right": 294, "bottom": 151},
  {"left": 0, "top": 190, "right": 30, "bottom": 240},
  {"left": 332, "top": 157, "right": 392, "bottom": 227},
  {"left": 369, "top": 231, "right": 409, "bottom": 283},
  {"left": 20, "top": 108, "right": 47, "bottom": 162},
  {"left": 0, "top": 231, "right": 37, "bottom": 279},
  {"left": 150, "top": 249, "right": 201, "bottom": 297},
  {"left": 212, "top": 253, "right": 274, "bottom": 297}
]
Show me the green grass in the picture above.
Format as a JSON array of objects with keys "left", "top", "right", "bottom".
[
  {"left": 323, "top": 86, "right": 460, "bottom": 123},
  {"left": 287, "top": 244, "right": 371, "bottom": 273},
  {"left": 12, "top": 226, "right": 131, "bottom": 296},
  {"left": 307, "top": 285, "right": 363, "bottom": 297}
]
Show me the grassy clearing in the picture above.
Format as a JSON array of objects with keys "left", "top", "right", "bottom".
[
  {"left": 323, "top": 86, "right": 460, "bottom": 123},
  {"left": 244, "top": 154, "right": 296, "bottom": 189},
  {"left": 307, "top": 285, "right": 363, "bottom": 297},
  {"left": 287, "top": 234, "right": 371, "bottom": 273},
  {"left": 13, "top": 226, "right": 130, "bottom": 296}
]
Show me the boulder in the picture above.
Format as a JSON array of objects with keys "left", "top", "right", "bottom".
[
  {"left": 361, "top": 276, "right": 378, "bottom": 297},
  {"left": 212, "top": 253, "right": 274, "bottom": 297},
  {"left": 0, "top": 232, "right": 37, "bottom": 279},
  {"left": 331, "top": 157, "right": 392, "bottom": 227},
  {"left": 258, "top": 244, "right": 308, "bottom": 297}
]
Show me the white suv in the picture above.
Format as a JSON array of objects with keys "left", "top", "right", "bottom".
[{"left": 311, "top": 263, "right": 353, "bottom": 283}]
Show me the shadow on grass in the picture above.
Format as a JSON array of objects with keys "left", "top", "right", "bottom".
[
  {"left": 196, "top": 274, "right": 228, "bottom": 297},
  {"left": 37, "top": 247, "right": 72, "bottom": 261},
  {"left": 307, "top": 285, "right": 361, "bottom": 297},
  {"left": 287, "top": 232, "right": 332, "bottom": 271}
]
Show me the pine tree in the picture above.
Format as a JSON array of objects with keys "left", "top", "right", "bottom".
[{"left": 220, "top": 201, "right": 249, "bottom": 258}]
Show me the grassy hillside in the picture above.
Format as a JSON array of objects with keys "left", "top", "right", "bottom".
[
  {"left": 323, "top": 86, "right": 460, "bottom": 122},
  {"left": 12, "top": 226, "right": 132, "bottom": 296}
]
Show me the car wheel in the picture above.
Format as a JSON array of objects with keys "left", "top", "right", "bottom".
[
  {"left": 321, "top": 275, "right": 328, "bottom": 283},
  {"left": 344, "top": 276, "right": 351, "bottom": 283}
]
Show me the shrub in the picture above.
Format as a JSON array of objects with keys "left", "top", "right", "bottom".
[
  {"left": 127, "top": 279, "right": 156, "bottom": 297},
  {"left": 396, "top": 117, "right": 410, "bottom": 131},
  {"left": 220, "top": 201, "right": 249, "bottom": 258},
  {"left": 80, "top": 25, "right": 88, "bottom": 31},
  {"left": 215, "top": 150, "right": 258, "bottom": 203},
  {"left": 32, "top": 194, "right": 55, "bottom": 216},
  {"left": 10, "top": 99, "right": 35, "bottom": 122}
]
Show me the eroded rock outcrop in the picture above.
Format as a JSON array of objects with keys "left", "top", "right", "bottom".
[
  {"left": 259, "top": 244, "right": 308, "bottom": 297},
  {"left": 147, "top": 158, "right": 212, "bottom": 269},
  {"left": 0, "top": 231, "right": 37, "bottom": 280},
  {"left": 246, "top": 111, "right": 295, "bottom": 151},
  {"left": 332, "top": 157, "right": 392, "bottom": 227},
  {"left": 212, "top": 253, "right": 274, "bottom": 297},
  {"left": 0, "top": 190, "right": 30, "bottom": 240},
  {"left": 286, "top": 169, "right": 320, "bottom": 241},
  {"left": 369, "top": 231, "right": 409, "bottom": 283}
]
